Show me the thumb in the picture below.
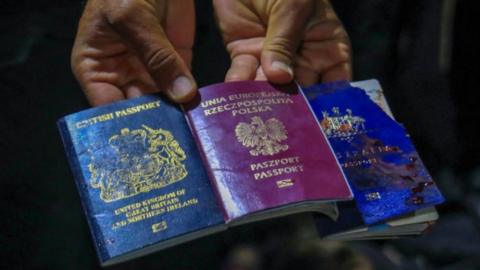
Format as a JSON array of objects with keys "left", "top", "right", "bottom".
[
  {"left": 261, "top": 0, "right": 313, "bottom": 84},
  {"left": 106, "top": 1, "right": 196, "bottom": 103}
]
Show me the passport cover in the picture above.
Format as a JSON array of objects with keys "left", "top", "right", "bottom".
[
  {"left": 185, "top": 81, "right": 352, "bottom": 221},
  {"left": 58, "top": 95, "right": 224, "bottom": 265},
  {"left": 304, "top": 82, "right": 445, "bottom": 224}
]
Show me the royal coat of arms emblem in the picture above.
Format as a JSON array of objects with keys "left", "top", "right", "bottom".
[
  {"left": 320, "top": 107, "right": 366, "bottom": 142},
  {"left": 88, "top": 125, "right": 188, "bottom": 202},
  {"left": 235, "top": 116, "right": 289, "bottom": 156}
]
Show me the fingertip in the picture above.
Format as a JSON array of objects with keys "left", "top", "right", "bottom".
[
  {"left": 124, "top": 86, "right": 143, "bottom": 99},
  {"left": 123, "top": 81, "right": 159, "bottom": 99},
  {"left": 254, "top": 66, "right": 268, "bottom": 81},
  {"left": 225, "top": 54, "right": 259, "bottom": 82},
  {"left": 167, "top": 75, "right": 198, "bottom": 103},
  {"left": 85, "top": 82, "right": 125, "bottom": 107},
  {"left": 262, "top": 59, "right": 294, "bottom": 84},
  {"left": 170, "top": 89, "right": 198, "bottom": 103},
  {"left": 225, "top": 73, "right": 247, "bottom": 82}
]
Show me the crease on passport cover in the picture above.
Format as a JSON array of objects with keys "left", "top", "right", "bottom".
[{"left": 57, "top": 118, "right": 110, "bottom": 260}]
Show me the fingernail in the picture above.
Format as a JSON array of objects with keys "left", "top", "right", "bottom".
[
  {"left": 171, "top": 76, "right": 194, "bottom": 99},
  {"left": 272, "top": 61, "right": 293, "bottom": 77}
]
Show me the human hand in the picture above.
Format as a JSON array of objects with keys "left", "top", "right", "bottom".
[
  {"left": 213, "top": 0, "right": 352, "bottom": 86},
  {"left": 71, "top": 0, "right": 196, "bottom": 106}
]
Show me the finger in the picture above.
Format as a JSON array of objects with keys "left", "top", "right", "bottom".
[
  {"left": 261, "top": 0, "right": 314, "bottom": 84},
  {"left": 84, "top": 82, "right": 125, "bottom": 106},
  {"left": 321, "top": 62, "right": 352, "bottom": 82},
  {"left": 224, "top": 38, "right": 263, "bottom": 82},
  {"left": 254, "top": 66, "right": 267, "bottom": 81},
  {"left": 105, "top": 1, "right": 196, "bottom": 103},
  {"left": 163, "top": 0, "right": 195, "bottom": 67},
  {"left": 225, "top": 54, "right": 259, "bottom": 82},
  {"left": 226, "top": 37, "right": 264, "bottom": 60},
  {"left": 123, "top": 80, "right": 159, "bottom": 99},
  {"left": 301, "top": 2, "right": 353, "bottom": 82},
  {"left": 294, "top": 65, "right": 319, "bottom": 86},
  {"left": 213, "top": 0, "right": 265, "bottom": 43},
  {"left": 300, "top": 39, "right": 351, "bottom": 76}
]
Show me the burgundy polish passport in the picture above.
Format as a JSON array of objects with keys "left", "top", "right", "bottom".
[{"left": 185, "top": 81, "right": 352, "bottom": 221}]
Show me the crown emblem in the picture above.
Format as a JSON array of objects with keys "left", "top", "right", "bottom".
[
  {"left": 320, "top": 107, "right": 366, "bottom": 141},
  {"left": 88, "top": 125, "right": 188, "bottom": 202},
  {"left": 235, "top": 116, "right": 289, "bottom": 156}
]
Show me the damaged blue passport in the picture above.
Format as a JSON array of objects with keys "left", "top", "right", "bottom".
[{"left": 304, "top": 82, "right": 445, "bottom": 225}]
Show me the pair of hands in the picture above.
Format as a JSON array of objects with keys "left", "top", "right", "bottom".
[{"left": 71, "top": 0, "right": 352, "bottom": 106}]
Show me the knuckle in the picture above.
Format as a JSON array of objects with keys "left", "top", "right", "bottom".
[
  {"left": 227, "top": 41, "right": 248, "bottom": 58},
  {"left": 264, "top": 37, "right": 295, "bottom": 59},
  {"left": 338, "top": 42, "right": 352, "bottom": 61},
  {"left": 146, "top": 47, "right": 179, "bottom": 75}
]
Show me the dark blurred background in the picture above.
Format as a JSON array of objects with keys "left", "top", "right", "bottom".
[{"left": 1, "top": 0, "right": 479, "bottom": 269}]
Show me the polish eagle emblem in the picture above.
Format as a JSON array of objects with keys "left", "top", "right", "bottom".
[
  {"left": 235, "top": 116, "right": 289, "bottom": 156},
  {"left": 87, "top": 125, "right": 188, "bottom": 202}
]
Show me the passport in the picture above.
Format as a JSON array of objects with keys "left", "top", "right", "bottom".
[
  {"left": 185, "top": 81, "right": 352, "bottom": 222},
  {"left": 303, "top": 79, "right": 445, "bottom": 238},
  {"left": 58, "top": 96, "right": 225, "bottom": 266},
  {"left": 58, "top": 81, "right": 351, "bottom": 266}
]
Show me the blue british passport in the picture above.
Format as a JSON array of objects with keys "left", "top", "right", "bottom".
[
  {"left": 304, "top": 82, "right": 445, "bottom": 225},
  {"left": 57, "top": 95, "right": 225, "bottom": 266}
]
